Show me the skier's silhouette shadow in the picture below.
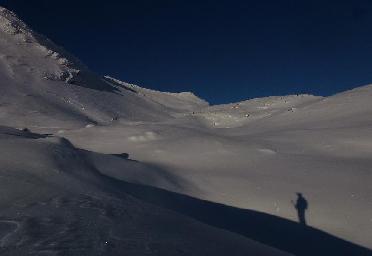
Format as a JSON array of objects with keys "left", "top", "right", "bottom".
[
  {"left": 101, "top": 176, "right": 372, "bottom": 256},
  {"left": 292, "top": 192, "right": 309, "bottom": 225}
]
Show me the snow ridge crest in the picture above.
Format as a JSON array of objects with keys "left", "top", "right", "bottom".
[
  {"left": 0, "top": 6, "right": 33, "bottom": 38},
  {"left": 0, "top": 6, "right": 87, "bottom": 83}
]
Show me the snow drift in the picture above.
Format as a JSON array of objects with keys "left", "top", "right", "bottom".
[{"left": 1, "top": 5, "right": 372, "bottom": 256}]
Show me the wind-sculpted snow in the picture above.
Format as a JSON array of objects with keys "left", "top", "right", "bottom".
[
  {"left": 1, "top": 5, "right": 372, "bottom": 255},
  {"left": 62, "top": 84, "right": 372, "bottom": 253},
  {"left": 0, "top": 126, "right": 292, "bottom": 256}
]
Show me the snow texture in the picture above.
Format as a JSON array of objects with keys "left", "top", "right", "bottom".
[{"left": 0, "top": 6, "right": 372, "bottom": 256}]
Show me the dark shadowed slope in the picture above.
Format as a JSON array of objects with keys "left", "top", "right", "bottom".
[
  {"left": 104, "top": 177, "right": 372, "bottom": 256},
  {"left": 0, "top": 126, "right": 289, "bottom": 256}
]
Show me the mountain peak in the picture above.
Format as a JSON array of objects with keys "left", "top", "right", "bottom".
[
  {"left": 0, "top": 6, "right": 87, "bottom": 83},
  {"left": 0, "top": 6, "right": 33, "bottom": 38}
]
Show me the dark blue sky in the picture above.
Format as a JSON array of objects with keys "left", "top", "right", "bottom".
[{"left": 2, "top": 0, "right": 372, "bottom": 104}]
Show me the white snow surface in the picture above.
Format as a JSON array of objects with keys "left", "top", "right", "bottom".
[
  {"left": 0, "top": 6, "right": 208, "bottom": 129},
  {"left": 1, "top": 6, "right": 372, "bottom": 256}
]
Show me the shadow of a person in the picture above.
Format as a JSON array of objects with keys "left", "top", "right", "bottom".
[{"left": 292, "top": 193, "right": 308, "bottom": 225}]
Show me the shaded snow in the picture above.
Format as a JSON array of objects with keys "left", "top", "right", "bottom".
[{"left": 1, "top": 5, "right": 372, "bottom": 256}]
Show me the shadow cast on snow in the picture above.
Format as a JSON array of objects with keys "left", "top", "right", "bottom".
[
  {"left": 110, "top": 152, "right": 139, "bottom": 162},
  {"left": 1, "top": 128, "right": 52, "bottom": 139},
  {"left": 103, "top": 175, "right": 372, "bottom": 256},
  {"left": 3, "top": 127, "right": 369, "bottom": 256}
]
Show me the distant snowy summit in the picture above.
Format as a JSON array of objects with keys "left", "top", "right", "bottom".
[{"left": 0, "top": 6, "right": 84, "bottom": 83}]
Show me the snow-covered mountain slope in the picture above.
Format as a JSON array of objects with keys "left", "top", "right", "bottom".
[
  {"left": 104, "top": 76, "right": 209, "bottom": 113},
  {"left": 192, "top": 94, "right": 323, "bottom": 128},
  {"left": 1, "top": 5, "right": 372, "bottom": 256},
  {"left": 0, "top": 126, "right": 292, "bottom": 256},
  {"left": 63, "top": 83, "right": 372, "bottom": 253},
  {"left": 0, "top": 7, "right": 207, "bottom": 129}
]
